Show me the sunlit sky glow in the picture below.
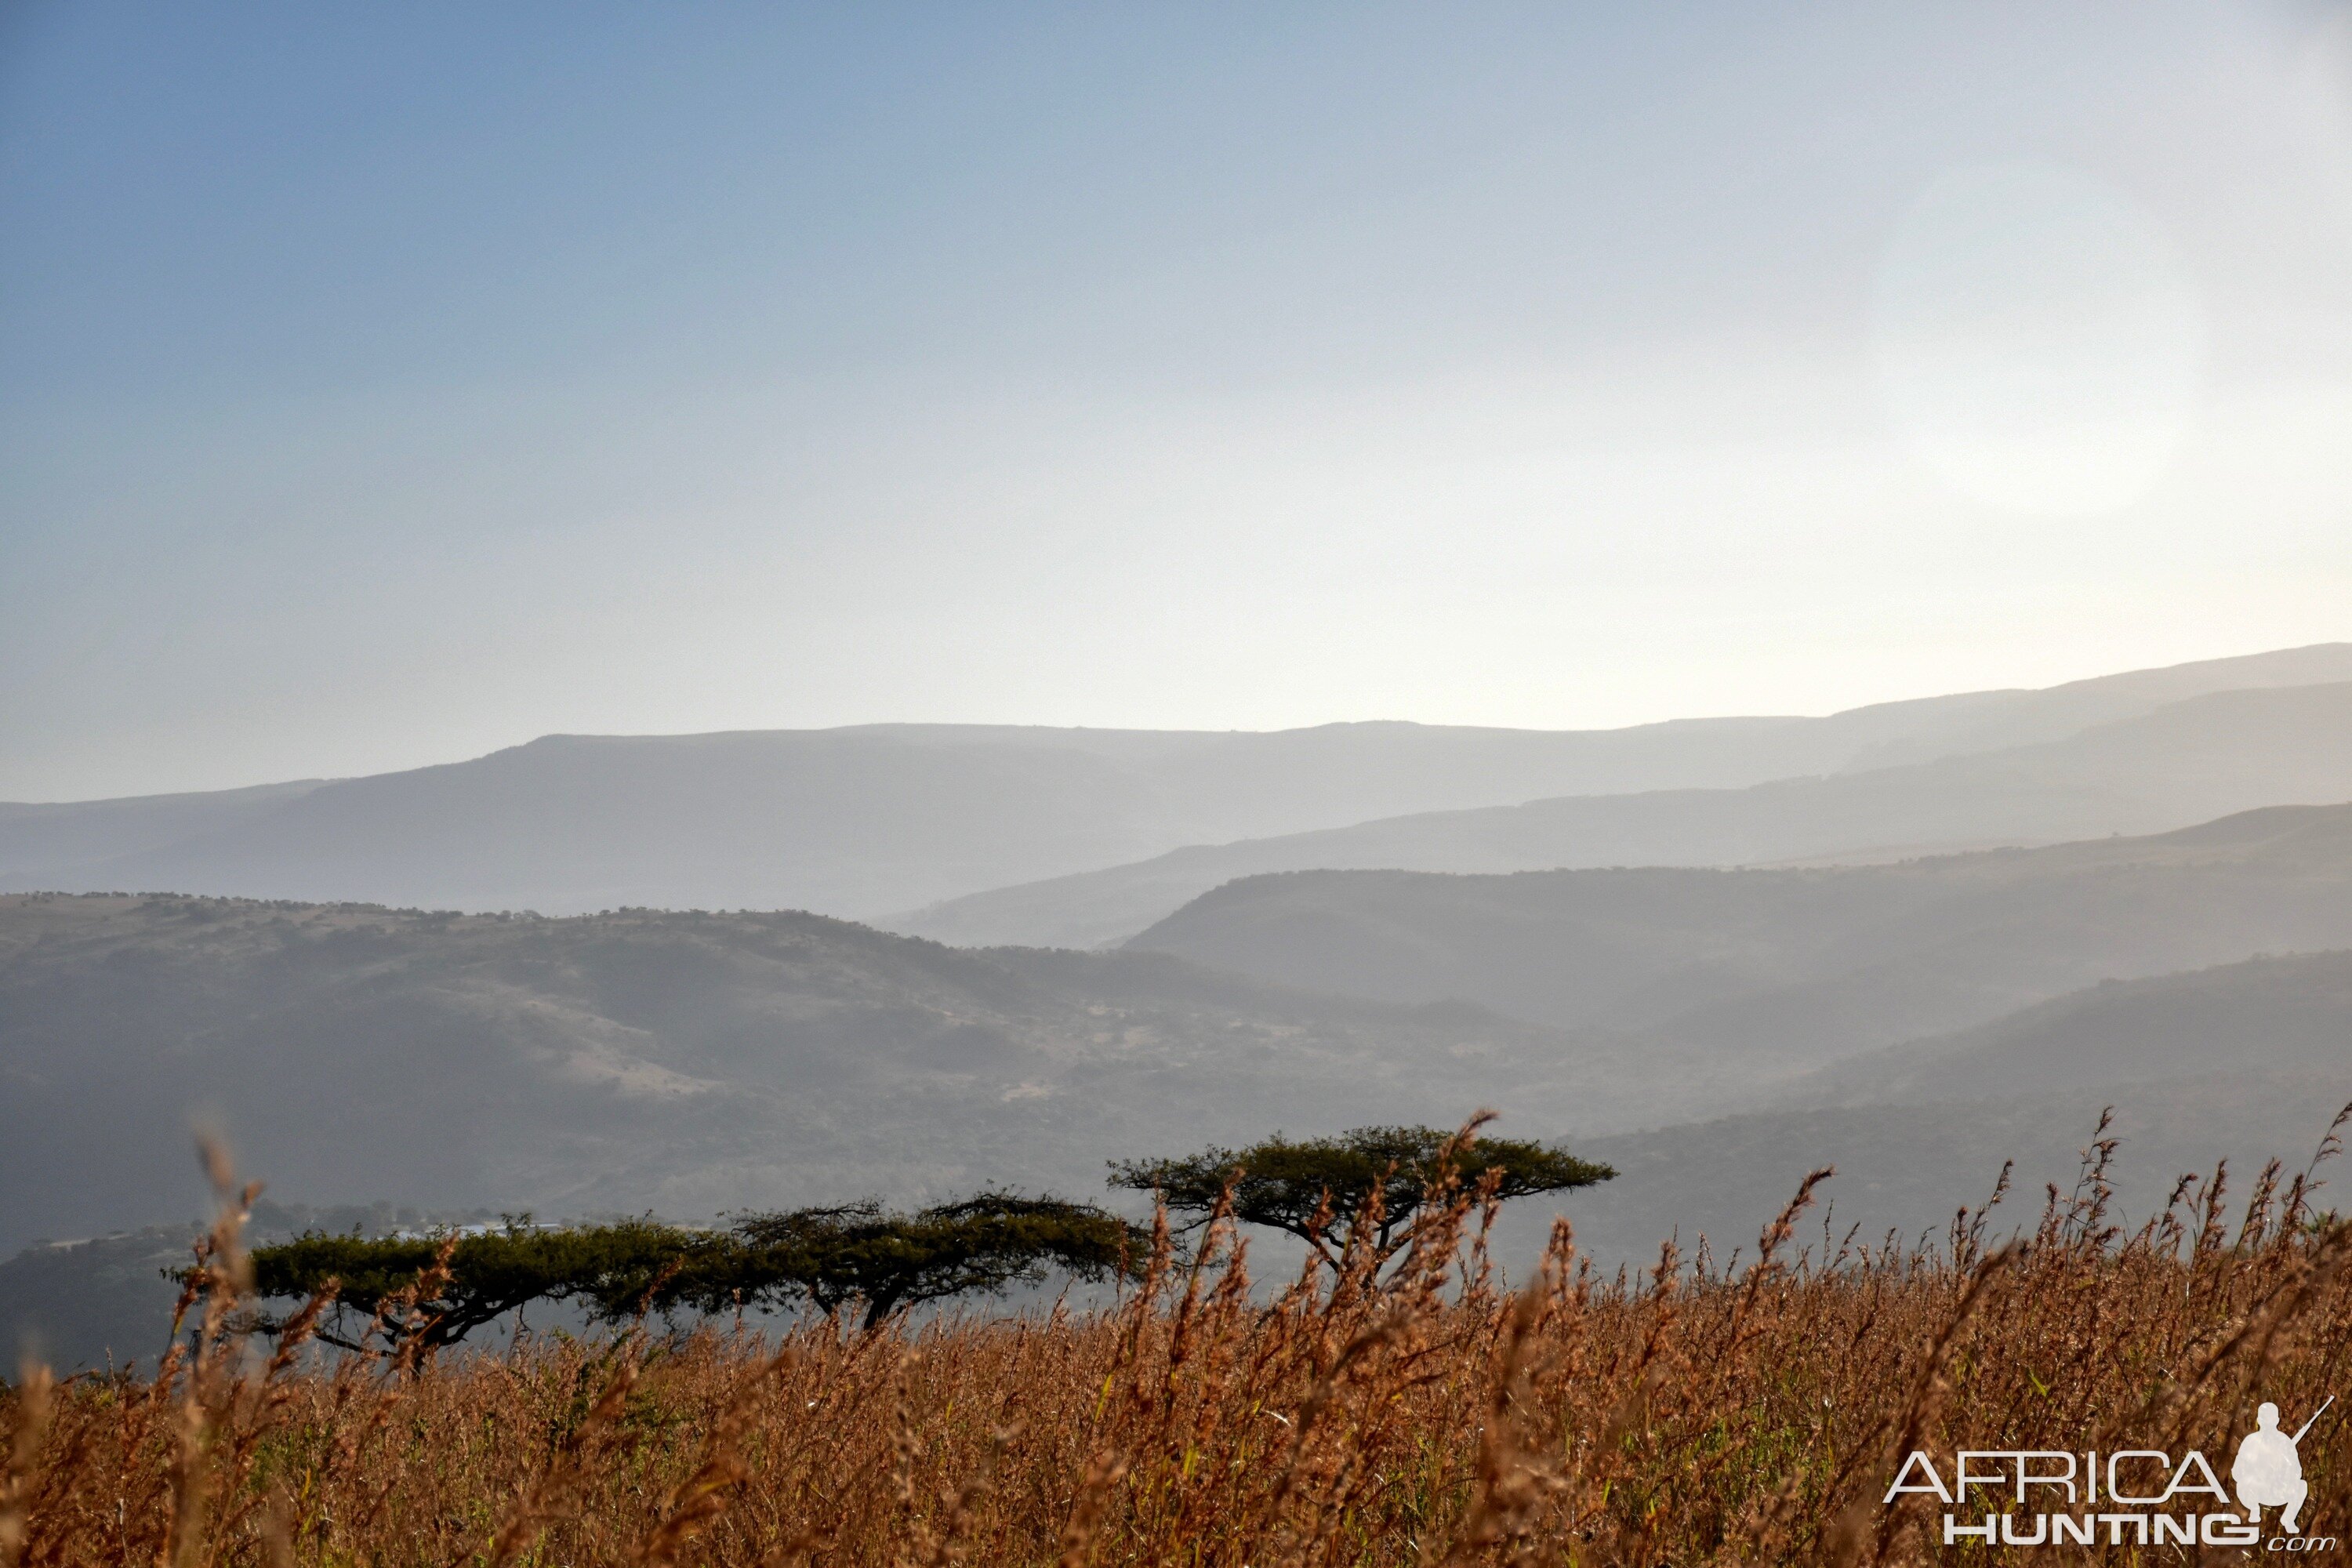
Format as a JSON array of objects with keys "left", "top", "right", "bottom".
[{"left": 3, "top": 2, "right": 2350, "bottom": 799}]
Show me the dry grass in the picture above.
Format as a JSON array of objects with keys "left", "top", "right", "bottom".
[{"left": 7, "top": 1114, "right": 2352, "bottom": 1566}]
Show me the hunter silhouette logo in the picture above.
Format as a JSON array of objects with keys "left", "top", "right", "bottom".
[
  {"left": 1884, "top": 1395, "right": 2339, "bottom": 1549},
  {"left": 2237, "top": 1398, "right": 2331, "bottom": 1536}
]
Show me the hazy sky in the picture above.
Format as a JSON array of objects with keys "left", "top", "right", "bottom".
[{"left": 4, "top": 2, "right": 2350, "bottom": 800}]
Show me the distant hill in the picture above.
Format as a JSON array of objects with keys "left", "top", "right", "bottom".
[
  {"left": 1127, "top": 800, "right": 2352, "bottom": 1077},
  {"left": 0, "top": 893, "right": 1670, "bottom": 1257},
  {"left": 913, "top": 681, "right": 2352, "bottom": 949},
  {"left": 11, "top": 643, "right": 2352, "bottom": 922},
  {"left": 1798, "top": 948, "right": 2352, "bottom": 1106},
  {"left": 8, "top": 885, "right": 2352, "bottom": 1337},
  {"left": 0, "top": 780, "right": 324, "bottom": 881},
  {"left": 0, "top": 1226, "right": 197, "bottom": 1374},
  {"left": 1556, "top": 1070, "right": 2352, "bottom": 1269},
  {"left": 21, "top": 1071, "right": 2352, "bottom": 1368},
  {"left": 0, "top": 1198, "right": 492, "bottom": 1374},
  {"left": 17, "top": 802, "right": 2342, "bottom": 1255},
  {"left": 0, "top": 721, "right": 1798, "bottom": 916},
  {"left": 1484, "top": 950, "right": 2352, "bottom": 1266}
]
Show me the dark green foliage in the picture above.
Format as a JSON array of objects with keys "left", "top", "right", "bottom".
[
  {"left": 715, "top": 1193, "right": 1151, "bottom": 1330},
  {"left": 249, "top": 1218, "right": 712, "bottom": 1352},
  {"left": 247, "top": 1194, "right": 1149, "bottom": 1345},
  {"left": 1109, "top": 1124, "right": 1614, "bottom": 1268}
]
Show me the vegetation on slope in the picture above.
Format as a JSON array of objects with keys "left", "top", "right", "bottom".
[{"left": 0, "top": 892, "right": 1642, "bottom": 1256}]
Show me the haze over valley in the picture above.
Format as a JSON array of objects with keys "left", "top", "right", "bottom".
[
  {"left": 9, "top": 647, "right": 2352, "bottom": 1366},
  {"left": 9, "top": 5, "right": 2352, "bottom": 1373},
  {"left": 8, "top": 642, "right": 2350, "bottom": 932},
  {"left": 13, "top": 15, "right": 2352, "bottom": 1562}
]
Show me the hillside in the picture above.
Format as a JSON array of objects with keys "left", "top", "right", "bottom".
[
  {"left": 17, "top": 966, "right": 2350, "bottom": 1366},
  {"left": 1797, "top": 947, "right": 2352, "bottom": 1106},
  {"left": 1127, "top": 801, "right": 2352, "bottom": 1074},
  {"left": 1492, "top": 949, "right": 2352, "bottom": 1262},
  {"left": 0, "top": 1199, "right": 492, "bottom": 1373},
  {"left": 0, "top": 721, "right": 1798, "bottom": 916},
  {"left": 10, "top": 886, "right": 2352, "bottom": 1362},
  {"left": 0, "top": 893, "right": 1669, "bottom": 1257},
  {"left": 16, "top": 804, "right": 2352, "bottom": 1257},
  {"left": 0, "top": 780, "right": 323, "bottom": 878},
  {"left": 1559, "top": 1069, "right": 2352, "bottom": 1267},
  {"left": 905, "top": 681, "right": 2352, "bottom": 947},
  {"left": 11, "top": 644, "right": 2352, "bottom": 923}
]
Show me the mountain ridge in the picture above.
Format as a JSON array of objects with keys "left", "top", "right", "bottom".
[
  {"left": 904, "top": 680, "right": 2352, "bottom": 948},
  {"left": 11, "top": 643, "right": 2351, "bottom": 923},
  {"left": 1123, "top": 797, "right": 2352, "bottom": 1076}
]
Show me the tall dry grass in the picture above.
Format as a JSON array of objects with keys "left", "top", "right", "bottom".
[{"left": 6, "top": 1112, "right": 2352, "bottom": 1566}]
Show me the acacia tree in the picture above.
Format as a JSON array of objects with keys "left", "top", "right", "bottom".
[
  {"left": 247, "top": 1194, "right": 1150, "bottom": 1346},
  {"left": 1109, "top": 1123, "right": 1613, "bottom": 1271},
  {"left": 713, "top": 1193, "right": 1151, "bottom": 1330},
  {"left": 247, "top": 1218, "right": 710, "bottom": 1352}
]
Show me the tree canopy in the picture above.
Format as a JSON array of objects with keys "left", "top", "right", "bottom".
[
  {"left": 1109, "top": 1124, "right": 1613, "bottom": 1269},
  {"left": 247, "top": 1193, "right": 1150, "bottom": 1345},
  {"left": 714, "top": 1193, "right": 1150, "bottom": 1329},
  {"left": 248, "top": 1218, "right": 708, "bottom": 1352}
]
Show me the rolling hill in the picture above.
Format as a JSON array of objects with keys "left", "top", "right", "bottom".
[
  {"left": 1558, "top": 1069, "right": 2352, "bottom": 1269},
  {"left": 1797, "top": 947, "right": 2352, "bottom": 1107},
  {"left": 11, "top": 871, "right": 2352, "bottom": 1360},
  {"left": 1464, "top": 949, "right": 2352, "bottom": 1269},
  {"left": 906, "top": 681, "right": 2352, "bottom": 948},
  {"left": 10, "top": 644, "right": 2352, "bottom": 923},
  {"left": 0, "top": 721, "right": 1807, "bottom": 916},
  {"left": 1126, "top": 800, "right": 2352, "bottom": 1075},
  {"left": 0, "top": 892, "right": 1668, "bottom": 1258}
]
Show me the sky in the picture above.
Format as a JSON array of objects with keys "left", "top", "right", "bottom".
[{"left": 2, "top": 2, "right": 2350, "bottom": 800}]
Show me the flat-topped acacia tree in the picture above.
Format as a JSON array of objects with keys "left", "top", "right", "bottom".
[
  {"left": 247, "top": 1218, "right": 710, "bottom": 1352},
  {"left": 710, "top": 1194, "right": 1151, "bottom": 1330},
  {"left": 1109, "top": 1122, "right": 1614, "bottom": 1272},
  {"left": 247, "top": 1194, "right": 1151, "bottom": 1347}
]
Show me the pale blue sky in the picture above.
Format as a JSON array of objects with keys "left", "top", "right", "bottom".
[{"left": 4, "top": 2, "right": 2350, "bottom": 798}]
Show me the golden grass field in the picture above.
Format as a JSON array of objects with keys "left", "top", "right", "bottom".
[{"left": 5, "top": 1116, "right": 2352, "bottom": 1566}]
